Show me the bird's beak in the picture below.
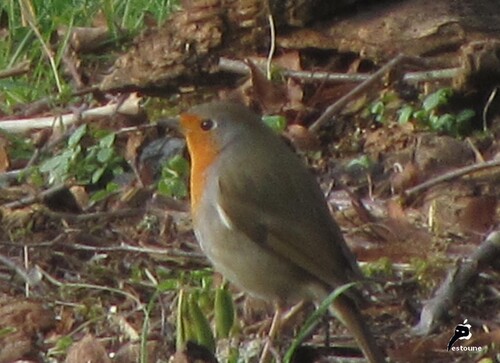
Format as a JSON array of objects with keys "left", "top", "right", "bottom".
[
  {"left": 158, "top": 117, "right": 183, "bottom": 134},
  {"left": 157, "top": 113, "right": 203, "bottom": 135}
]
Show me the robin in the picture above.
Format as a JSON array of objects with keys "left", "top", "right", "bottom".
[{"left": 175, "top": 101, "right": 385, "bottom": 363}]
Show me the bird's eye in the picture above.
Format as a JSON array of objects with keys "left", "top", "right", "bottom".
[{"left": 200, "top": 119, "right": 216, "bottom": 131}]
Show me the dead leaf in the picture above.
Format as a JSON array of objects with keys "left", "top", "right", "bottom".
[
  {"left": 285, "top": 124, "right": 320, "bottom": 152},
  {"left": 458, "top": 195, "right": 497, "bottom": 234},
  {"left": 246, "top": 59, "right": 287, "bottom": 113},
  {"left": 390, "top": 162, "right": 421, "bottom": 193},
  {"left": 0, "top": 295, "right": 55, "bottom": 363},
  {"left": 285, "top": 77, "right": 304, "bottom": 111},
  {"left": 125, "top": 132, "right": 144, "bottom": 164},
  {"left": 64, "top": 335, "right": 110, "bottom": 363}
]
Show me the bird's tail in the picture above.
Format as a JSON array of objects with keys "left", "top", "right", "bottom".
[{"left": 330, "top": 294, "right": 386, "bottom": 363}]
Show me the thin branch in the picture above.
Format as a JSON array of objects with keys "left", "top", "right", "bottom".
[
  {"left": 0, "top": 93, "right": 141, "bottom": 133},
  {"left": 0, "top": 253, "right": 42, "bottom": 287},
  {"left": 309, "top": 54, "right": 409, "bottom": 132},
  {"left": 39, "top": 266, "right": 146, "bottom": 310},
  {"left": 218, "top": 57, "right": 458, "bottom": 84},
  {"left": 65, "top": 242, "right": 206, "bottom": 262},
  {"left": 0, "top": 60, "right": 30, "bottom": 79},
  {"left": 412, "top": 230, "right": 500, "bottom": 336},
  {"left": 403, "top": 159, "right": 500, "bottom": 199},
  {"left": 2, "top": 183, "right": 68, "bottom": 209}
]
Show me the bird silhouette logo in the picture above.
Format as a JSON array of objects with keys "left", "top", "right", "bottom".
[{"left": 447, "top": 319, "right": 472, "bottom": 351}]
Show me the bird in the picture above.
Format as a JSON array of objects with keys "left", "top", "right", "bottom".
[{"left": 175, "top": 101, "right": 385, "bottom": 363}]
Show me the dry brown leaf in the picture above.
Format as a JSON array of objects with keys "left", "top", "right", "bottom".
[
  {"left": 125, "top": 132, "right": 144, "bottom": 163},
  {"left": 246, "top": 59, "right": 287, "bottom": 114},
  {"left": 64, "top": 335, "right": 110, "bottom": 363},
  {"left": 285, "top": 77, "right": 304, "bottom": 111},
  {"left": 285, "top": 124, "right": 320, "bottom": 152},
  {"left": 390, "top": 162, "right": 421, "bottom": 193},
  {"left": 458, "top": 195, "right": 498, "bottom": 234},
  {"left": 0, "top": 296, "right": 55, "bottom": 363}
]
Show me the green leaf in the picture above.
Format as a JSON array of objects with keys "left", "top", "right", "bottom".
[
  {"left": 89, "top": 182, "right": 119, "bottom": 203},
  {"left": 112, "top": 165, "right": 124, "bottom": 176},
  {"left": 158, "top": 178, "right": 187, "bottom": 198},
  {"left": 370, "top": 101, "right": 385, "bottom": 116},
  {"left": 97, "top": 147, "right": 113, "bottom": 163},
  {"left": 413, "top": 109, "right": 429, "bottom": 122},
  {"left": 177, "top": 289, "right": 188, "bottom": 351},
  {"left": 91, "top": 166, "right": 106, "bottom": 184},
  {"left": 346, "top": 155, "right": 373, "bottom": 170},
  {"left": 167, "top": 155, "right": 189, "bottom": 177},
  {"left": 99, "top": 133, "right": 115, "bottom": 148},
  {"left": 456, "top": 109, "right": 475, "bottom": 124},
  {"left": 430, "top": 113, "right": 456, "bottom": 133},
  {"left": 370, "top": 100, "right": 387, "bottom": 123},
  {"left": 106, "top": 182, "right": 120, "bottom": 192},
  {"left": 214, "top": 286, "right": 235, "bottom": 338},
  {"left": 68, "top": 124, "right": 87, "bottom": 147},
  {"left": 188, "top": 295, "right": 215, "bottom": 353},
  {"left": 397, "top": 105, "right": 413, "bottom": 124},
  {"left": 89, "top": 189, "right": 108, "bottom": 203},
  {"left": 262, "top": 115, "right": 287, "bottom": 132},
  {"left": 156, "top": 279, "right": 178, "bottom": 292},
  {"left": 422, "top": 88, "right": 453, "bottom": 111}
]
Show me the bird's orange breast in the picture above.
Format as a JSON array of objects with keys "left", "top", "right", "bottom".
[{"left": 180, "top": 113, "right": 220, "bottom": 214}]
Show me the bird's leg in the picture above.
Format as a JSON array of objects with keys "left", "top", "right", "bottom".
[
  {"left": 281, "top": 300, "right": 306, "bottom": 326},
  {"left": 259, "top": 304, "right": 282, "bottom": 363},
  {"left": 259, "top": 301, "right": 307, "bottom": 363}
]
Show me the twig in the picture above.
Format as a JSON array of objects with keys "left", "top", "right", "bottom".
[
  {"left": 412, "top": 230, "right": 500, "bottom": 336},
  {"left": 39, "top": 266, "right": 145, "bottom": 310},
  {"left": 65, "top": 242, "right": 206, "bottom": 262},
  {"left": 2, "top": 183, "right": 68, "bottom": 209},
  {"left": 0, "top": 253, "right": 41, "bottom": 287},
  {"left": 483, "top": 86, "right": 499, "bottom": 131},
  {"left": 0, "top": 121, "right": 84, "bottom": 186},
  {"left": 42, "top": 207, "right": 147, "bottom": 222},
  {"left": 0, "top": 93, "right": 141, "bottom": 133},
  {"left": 218, "top": 57, "right": 458, "bottom": 84},
  {"left": 403, "top": 159, "right": 500, "bottom": 199},
  {"left": 309, "top": 54, "right": 411, "bottom": 132},
  {"left": 0, "top": 60, "right": 30, "bottom": 79}
]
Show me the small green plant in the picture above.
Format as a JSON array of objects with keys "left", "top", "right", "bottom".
[
  {"left": 412, "top": 88, "right": 475, "bottom": 135},
  {"left": 46, "top": 335, "right": 73, "bottom": 358},
  {"left": 368, "top": 91, "right": 402, "bottom": 124},
  {"left": 362, "top": 257, "right": 394, "bottom": 277},
  {"left": 262, "top": 115, "right": 287, "bottom": 132},
  {"left": 39, "top": 124, "right": 125, "bottom": 198},
  {"left": 0, "top": 130, "right": 35, "bottom": 163},
  {"left": 370, "top": 88, "right": 476, "bottom": 136},
  {"left": 157, "top": 154, "right": 189, "bottom": 198},
  {"left": 174, "top": 272, "right": 236, "bottom": 357},
  {"left": 346, "top": 155, "right": 375, "bottom": 172},
  {"left": 409, "top": 257, "right": 445, "bottom": 291}
]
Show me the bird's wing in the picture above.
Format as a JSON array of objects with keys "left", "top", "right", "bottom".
[{"left": 216, "top": 160, "right": 361, "bottom": 289}]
